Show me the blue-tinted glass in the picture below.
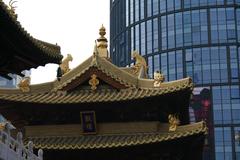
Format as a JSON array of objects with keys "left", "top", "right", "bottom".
[
  {"left": 175, "top": 0, "right": 181, "bottom": 10},
  {"left": 184, "top": 11, "right": 192, "bottom": 46},
  {"left": 219, "top": 47, "right": 228, "bottom": 82},
  {"left": 176, "top": 50, "right": 183, "bottom": 79},
  {"left": 211, "top": 47, "right": 220, "bottom": 83},
  {"left": 184, "top": 0, "right": 190, "bottom": 8},
  {"left": 147, "top": 0, "right": 152, "bottom": 17},
  {"left": 230, "top": 46, "right": 239, "bottom": 81},
  {"left": 237, "top": 9, "right": 240, "bottom": 41},
  {"left": 140, "top": 22, "right": 146, "bottom": 55},
  {"left": 192, "top": 10, "right": 201, "bottom": 45},
  {"left": 160, "top": 0, "right": 166, "bottom": 13},
  {"left": 148, "top": 56, "right": 153, "bottom": 77},
  {"left": 226, "top": 8, "right": 236, "bottom": 42},
  {"left": 186, "top": 49, "right": 192, "bottom": 62},
  {"left": 168, "top": 51, "right": 176, "bottom": 81},
  {"left": 208, "top": 0, "right": 216, "bottom": 5},
  {"left": 200, "top": 10, "right": 208, "bottom": 44},
  {"left": 153, "top": 18, "right": 158, "bottom": 52},
  {"left": 217, "top": 0, "right": 224, "bottom": 4},
  {"left": 126, "top": 0, "right": 129, "bottom": 26},
  {"left": 202, "top": 48, "right": 211, "bottom": 83},
  {"left": 130, "top": 0, "right": 134, "bottom": 24},
  {"left": 147, "top": 20, "right": 152, "bottom": 54},
  {"left": 191, "top": 0, "right": 199, "bottom": 7},
  {"left": 175, "top": 12, "right": 183, "bottom": 47},
  {"left": 161, "top": 53, "right": 168, "bottom": 81},
  {"left": 135, "top": 24, "right": 140, "bottom": 52},
  {"left": 210, "top": 9, "right": 218, "bottom": 43},
  {"left": 131, "top": 27, "right": 134, "bottom": 51},
  {"left": 161, "top": 16, "right": 167, "bottom": 50},
  {"left": 168, "top": 14, "right": 175, "bottom": 49},
  {"left": 200, "top": 0, "right": 207, "bottom": 6},
  {"left": 193, "top": 48, "right": 202, "bottom": 84},
  {"left": 227, "top": 0, "right": 234, "bottom": 4},
  {"left": 154, "top": 54, "right": 160, "bottom": 72},
  {"left": 153, "top": 0, "right": 158, "bottom": 15},
  {"left": 218, "top": 8, "right": 227, "bottom": 43},
  {"left": 135, "top": 0, "right": 140, "bottom": 22},
  {"left": 167, "top": 0, "right": 174, "bottom": 12},
  {"left": 140, "top": 0, "right": 145, "bottom": 20}
]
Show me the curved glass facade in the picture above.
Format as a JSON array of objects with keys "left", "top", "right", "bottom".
[{"left": 110, "top": 0, "right": 240, "bottom": 159}]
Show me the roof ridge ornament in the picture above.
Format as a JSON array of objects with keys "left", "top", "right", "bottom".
[
  {"left": 153, "top": 71, "right": 165, "bottom": 87},
  {"left": 7, "top": 0, "right": 18, "bottom": 19},
  {"left": 96, "top": 25, "right": 108, "bottom": 58},
  {"left": 57, "top": 54, "right": 73, "bottom": 81},
  {"left": 18, "top": 77, "right": 31, "bottom": 93},
  {"left": 131, "top": 51, "right": 148, "bottom": 78}
]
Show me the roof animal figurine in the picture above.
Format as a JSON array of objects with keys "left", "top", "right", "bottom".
[
  {"left": 57, "top": 54, "right": 73, "bottom": 81},
  {"left": 18, "top": 77, "right": 31, "bottom": 92},
  {"left": 131, "top": 51, "right": 148, "bottom": 78},
  {"left": 153, "top": 71, "right": 165, "bottom": 87},
  {"left": 7, "top": 0, "right": 18, "bottom": 19},
  {"left": 168, "top": 114, "right": 180, "bottom": 132}
]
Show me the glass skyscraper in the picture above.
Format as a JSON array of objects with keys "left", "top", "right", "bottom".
[{"left": 110, "top": 0, "right": 240, "bottom": 159}]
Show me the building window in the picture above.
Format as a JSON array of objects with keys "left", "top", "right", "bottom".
[
  {"left": 135, "top": 0, "right": 140, "bottom": 22},
  {"left": 152, "top": 0, "right": 158, "bottom": 15},
  {"left": 147, "top": 0, "right": 152, "bottom": 17},
  {"left": 140, "top": 22, "right": 146, "bottom": 55},
  {"left": 168, "top": 14, "right": 175, "bottom": 49},
  {"left": 159, "top": 0, "right": 166, "bottom": 14},
  {"left": 146, "top": 20, "right": 153, "bottom": 54},
  {"left": 153, "top": 18, "right": 158, "bottom": 52},
  {"left": 126, "top": 0, "right": 129, "bottom": 26},
  {"left": 140, "top": 0, "right": 145, "bottom": 20},
  {"left": 130, "top": 0, "right": 134, "bottom": 24},
  {"left": 214, "top": 127, "right": 233, "bottom": 160},
  {"left": 135, "top": 24, "right": 140, "bottom": 52},
  {"left": 161, "top": 16, "right": 167, "bottom": 50}
]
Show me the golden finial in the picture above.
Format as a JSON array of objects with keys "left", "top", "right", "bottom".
[
  {"left": 96, "top": 25, "right": 108, "bottom": 58},
  {"left": 99, "top": 24, "right": 106, "bottom": 37}
]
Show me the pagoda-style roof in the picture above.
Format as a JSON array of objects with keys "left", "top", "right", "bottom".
[
  {"left": 25, "top": 121, "right": 207, "bottom": 150},
  {"left": 0, "top": 1, "right": 63, "bottom": 79},
  {"left": 0, "top": 54, "right": 193, "bottom": 104}
]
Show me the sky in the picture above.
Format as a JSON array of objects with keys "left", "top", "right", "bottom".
[{"left": 3, "top": 0, "right": 110, "bottom": 84}]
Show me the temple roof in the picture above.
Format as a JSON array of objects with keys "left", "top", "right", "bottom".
[
  {"left": 0, "top": 1, "right": 63, "bottom": 79},
  {"left": 25, "top": 121, "right": 207, "bottom": 150},
  {"left": 0, "top": 54, "right": 193, "bottom": 104}
]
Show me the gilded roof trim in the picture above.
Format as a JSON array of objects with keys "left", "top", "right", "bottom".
[
  {"left": 0, "top": 78, "right": 192, "bottom": 104},
  {"left": 52, "top": 56, "right": 139, "bottom": 92},
  {"left": 25, "top": 122, "right": 207, "bottom": 150}
]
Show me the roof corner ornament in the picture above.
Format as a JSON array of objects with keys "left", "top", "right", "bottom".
[
  {"left": 91, "top": 41, "right": 98, "bottom": 66},
  {"left": 96, "top": 25, "right": 108, "bottom": 58},
  {"left": 7, "top": 0, "right": 18, "bottom": 19},
  {"left": 18, "top": 77, "right": 31, "bottom": 93},
  {"left": 89, "top": 74, "right": 99, "bottom": 91},
  {"left": 131, "top": 51, "right": 148, "bottom": 77},
  {"left": 168, "top": 114, "right": 180, "bottom": 132},
  {"left": 153, "top": 71, "right": 165, "bottom": 87},
  {"left": 57, "top": 54, "right": 73, "bottom": 81}
]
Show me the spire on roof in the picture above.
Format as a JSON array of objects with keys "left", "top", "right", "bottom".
[{"left": 96, "top": 25, "right": 108, "bottom": 58}]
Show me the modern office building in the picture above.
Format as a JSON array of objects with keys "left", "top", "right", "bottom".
[{"left": 110, "top": 0, "right": 240, "bottom": 159}]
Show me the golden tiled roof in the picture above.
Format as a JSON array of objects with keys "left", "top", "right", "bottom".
[
  {"left": 0, "top": 78, "right": 192, "bottom": 104},
  {"left": 0, "top": 1, "right": 62, "bottom": 63},
  {"left": 25, "top": 121, "right": 207, "bottom": 150}
]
